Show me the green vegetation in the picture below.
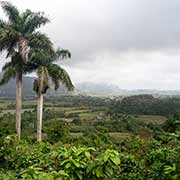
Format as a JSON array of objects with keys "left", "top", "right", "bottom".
[
  {"left": 0, "top": 1, "right": 52, "bottom": 140},
  {"left": 0, "top": 1, "right": 73, "bottom": 142},
  {"left": 0, "top": 1, "right": 179, "bottom": 179},
  {"left": 109, "top": 95, "right": 180, "bottom": 116},
  {"left": 0, "top": 95, "right": 179, "bottom": 179},
  {"left": 33, "top": 49, "right": 73, "bottom": 141}
]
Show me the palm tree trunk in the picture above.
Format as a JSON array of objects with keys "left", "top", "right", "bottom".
[
  {"left": 16, "top": 37, "right": 29, "bottom": 140},
  {"left": 16, "top": 72, "right": 22, "bottom": 140},
  {"left": 37, "top": 67, "right": 45, "bottom": 142},
  {"left": 37, "top": 93, "right": 43, "bottom": 142}
]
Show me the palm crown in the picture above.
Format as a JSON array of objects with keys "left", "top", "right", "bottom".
[
  {"left": 0, "top": 1, "right": 49, "bottom": 58},
  {"left": 32, "top": 49, "right": 74, "bottom": 95},
  {"left": 0, "top": 1, "right": 53, "bottom": 85}
]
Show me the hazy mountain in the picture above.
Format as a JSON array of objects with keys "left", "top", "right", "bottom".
[
  {"left": 75, "top": 82, "right": 124, "bottom": 95},
  {"left": 0, "top": 76, "right": 35, "bottom": 98},
  {"left": 75, "top": 82, "right": 180, "bottom": 97},
  {"left": 0, "top": 76, "right": 71, "bottom": 98},
  {"left": 0, "top": 76, "right": 180, "bottom": 98}
]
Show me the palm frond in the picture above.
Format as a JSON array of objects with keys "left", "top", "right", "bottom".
[
  {"left": 21, "top": 9, "right": 33, "bottom": 23},
  {"left": 47, "top": 64, "right": 74, "bottom": 91},
  {"left": 56, "top": 48, "right": 71, "bottom": 59},
  {"left": 28, "top": 32, "right": 54, "bottom": 54},
  {"left": 0, "top": 27, "right": 19, "bottom": 52},
  {"left": 29, "top": 50, "right": 55, "bottom": 67},
  {"left": 23, "top": 11, "right": 49, "bottom": 33},
  {"left": 2, "top": 53, "right": 22, "bottom": 72},
  {"left": 2, "top": 61, "right": 13, "bottom": 71},
  {"left": 0, "top": 1, "right": 19, "bottom": 24},
  {"left": 0, "top": 65, "right": 16, "bottom": 86},
  {"left": 5, "top": 41, "right": 17, "bottom": 58},
  {"left": 0, "top": 19, "right": 8, "bottom": 28}
]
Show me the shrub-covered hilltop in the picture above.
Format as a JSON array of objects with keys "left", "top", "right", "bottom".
[{"left": 0, "top": 95, "right": 180, "bottom": 179}]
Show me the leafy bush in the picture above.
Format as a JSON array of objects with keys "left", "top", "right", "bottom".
[
  {"left": 0, "top": 136, "right": 120, "bottom": 180},
  {"left": 44, "top": 119, "right": 70, "bottom": 143}
]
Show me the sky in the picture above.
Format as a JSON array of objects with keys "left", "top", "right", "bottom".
[{"left": 1, "top": 0, "right": 180, "bottom": 90}]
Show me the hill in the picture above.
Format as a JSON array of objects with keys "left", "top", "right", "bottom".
[
  {"left": 0, "top": 76, "right": 70, "bottom": 98},
  {"left": 1, "top": 77, "right": 180, "bottom": 98}
]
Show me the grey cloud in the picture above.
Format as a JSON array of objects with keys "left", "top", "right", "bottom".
[
  {"left": 3, "top": 0, "right": 180, "bottom": 61},
  {"left": 1, "top": 0, "right": 180, "bottom": 89},
  {"left": 41, "top": 0, "right": 180, "bottom": 66}
]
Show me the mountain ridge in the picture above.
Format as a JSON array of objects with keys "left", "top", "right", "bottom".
[{"left": 0, "top": 76, "right": 180, "bottom": 97}]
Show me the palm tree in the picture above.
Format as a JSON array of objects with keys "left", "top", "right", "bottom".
[
  {"left": 32, "top": 49, "right": 74, "bottom": 141},
  {"left": 0, "top": 1, "right": 51, "bottom": 139}
]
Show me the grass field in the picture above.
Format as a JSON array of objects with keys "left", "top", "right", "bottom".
[{"left": 135, "top": 115, "right": 167, "bottom": 125}]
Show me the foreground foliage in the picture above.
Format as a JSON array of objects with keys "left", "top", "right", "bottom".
[
  {"left": 0, "top": 135, "right": 120, "bottom": 180},
  {"left": 0, "top": 96, "right": 180, "bottom": 179},
  {"left": 0, "top": 131, "right": 179, "bottom": 180}
]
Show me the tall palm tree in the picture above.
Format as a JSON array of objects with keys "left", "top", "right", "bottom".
[
  {"left": 32, "top": 49, "right": 74, "bottom": 141},
  {"left": 0, "top": 1, "right": 51, "bottom": 139}
]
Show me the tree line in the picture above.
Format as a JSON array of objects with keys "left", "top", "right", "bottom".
[
  {"left": 108, "top": 95, "right": 180, "bottom": 116},
  {"left": 0, "top": 1, "right": 74, "bottom": 141}
]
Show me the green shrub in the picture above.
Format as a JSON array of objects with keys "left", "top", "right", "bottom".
[{"left": 44, "top": 119, "right": 69, "bottom": 143}]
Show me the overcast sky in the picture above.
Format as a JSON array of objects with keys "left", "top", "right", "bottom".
[{"left": 1, "top": 0, "right": 180, "bottom": 90}]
